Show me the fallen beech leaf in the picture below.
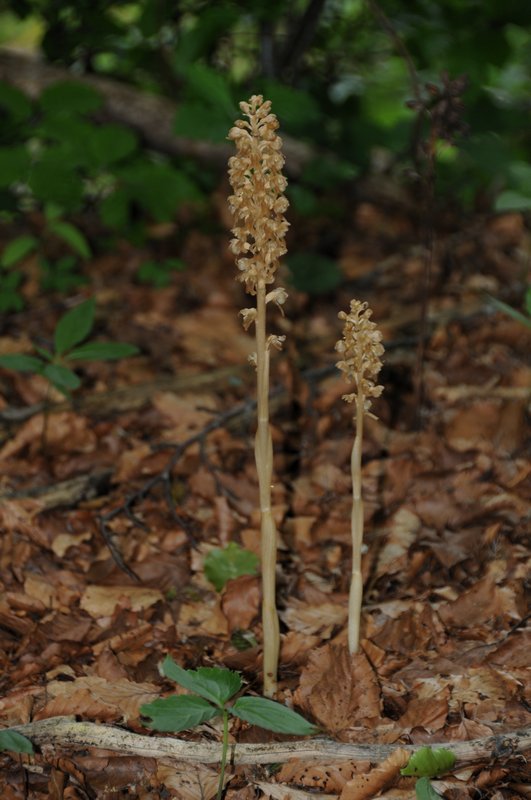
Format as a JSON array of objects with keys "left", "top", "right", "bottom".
[
  {"left": 221, "top": 574, "right": 260, "bottom": 631},
  {"left": 281, "top": 598, "right": 347, "bottom": 638},
  {"left": 51, "top": 530, "right": 92, "bottom": 557},
  {"left": 80, "top": 585, "right": 163, "bottom": 617},
  {"left": 277, "top": 759, "right": 361, "bottom": 792},
  {"left": 295, "top": 644, "right": 381, "bottom": 734},
  {"left": 157, "top": 760, "right": 224, "bottom": 800},
  {"left": 339, "top": 747, "right": 410, "bottom": 799},
  {"left": 376, "top": 507, "right": 420, "bottom": 576}
]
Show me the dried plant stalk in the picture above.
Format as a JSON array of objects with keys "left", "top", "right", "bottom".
[
  {"left": 336, "top": 300, "right": 384, "bottom": 654},
  {"left": 228, "top": 95, "right": 289, "bottom": 696}
]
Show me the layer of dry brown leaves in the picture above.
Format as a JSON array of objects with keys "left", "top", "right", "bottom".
[{"left": 0, "top": 195, "right": 529, "bottom": 798}]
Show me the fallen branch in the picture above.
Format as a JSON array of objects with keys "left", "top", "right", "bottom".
[
  {"left": 7, "top": 717, "right": 531, "bottom": 767},
  {"left": 0, "top": 49, "right": 312, "bottom": 176}
]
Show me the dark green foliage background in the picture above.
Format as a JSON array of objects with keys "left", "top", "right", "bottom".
[{"left": 0, "top": 0, "right": 530, "bottom": 298}]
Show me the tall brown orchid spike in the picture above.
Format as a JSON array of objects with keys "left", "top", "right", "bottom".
[
  {"left": 336, "top": 299, "right": 384, "bottom": 654},
  {"left": 228, "top": 95, "right": 289, "bottom": 696}
]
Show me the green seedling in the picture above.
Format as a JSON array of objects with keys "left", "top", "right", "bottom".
[
  {"left": 0, "top": 729, "right": 34, "bottom": 754},
  {"left": 204, "top": 542, "right": 259, "bottom": 592},
  {"left": 401, "top": 746, "right": 456, "bottom": 800},
  {"left": 0, "top": 297, "right": 139, "bottom": 399},
  {"left": 140, "top": 656, "right": 318, "bottom": 800}
]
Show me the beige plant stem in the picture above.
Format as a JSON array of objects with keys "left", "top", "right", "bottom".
[
  {"left": 228, "top": 95, "right": 289, "bottom": 696},
  {"left": 349, "top": 392, "right": 365, "bottom": 654},
  {"left": 336, "top": 300, "right": 384, "bottom": 654}
]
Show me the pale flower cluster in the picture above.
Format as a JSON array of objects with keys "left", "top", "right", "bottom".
[
  {"left": 335, "top": 300, "right": 384, "bottom": 412},
  {"left": 228, "top": 95, "right": 290, "bottom": 295}
]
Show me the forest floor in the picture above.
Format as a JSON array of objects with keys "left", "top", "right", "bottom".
[{"left": 0, "top": 183, "right": 530, "bottom": 799}]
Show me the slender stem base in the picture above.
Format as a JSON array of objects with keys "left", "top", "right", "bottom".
[
  {"left": 255, "top": 281, "right": 280, "bottom": 697},
  {"left": 348, "top": 396, "right": 364, "bottom": 654}
]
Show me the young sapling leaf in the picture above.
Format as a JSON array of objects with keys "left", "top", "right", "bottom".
[
  {"left": 161, "top": 657, "right": 242, "bottom": 706},
  {"left": 231, "top": 696, "right": 319, "bottom": 735},
  {"left": 415, "top": 777, "right": 445, "bottom": 800},
  {"left": 67, "top": 342, "right": 139, "bottom": 361},
  {"left": 0, "top": 354, "right": 44, "bottom": 373},
  {"left": 54, "top": 298, "right": 95, "bottom": 355},
  {"left": 1, "top": 235, "right": 38, "bottom": 268},
  {"left": 140, "top": 695, "right": 219, "bottom": 732},
  {"left": 204, "top": 542, "right": 259, "bottom": 591},
  {"left": 401, "top": 746, "right": 456, "bottom": 777},
  {"left": 47, "top": 220, "right": 91, "bottom": 259},
  {"left": 0, "top": 729, "right": 34, "bottom": 754},
  {"left": 42, "top": 363, "right": 81, "bottom": 395}
]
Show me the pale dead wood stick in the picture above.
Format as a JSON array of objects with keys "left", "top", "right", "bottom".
[{"left": 7, "top": 718, "right": 531, "bottom": 766}]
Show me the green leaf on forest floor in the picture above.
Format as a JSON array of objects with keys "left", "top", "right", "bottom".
[
  {"left": 415, "top": 777, "right": 444, "bottom": 800},
  {"left": 0, "top": 729, "right": 34, "bottom": 754},
  {"left": 161, "top": 657, "right": 242, "bottom": 706},
  {"left": 231, "top": 696, "right": 319, "bottom": 735},
  {"left": 401, "top": 747, "right": 456, "bottom": 777},
  {"left": 140, "top": 694, "right": 218, "bottom": 732},
  {"left": 204, "top": 542, "right": 259, "bottom": 591}
]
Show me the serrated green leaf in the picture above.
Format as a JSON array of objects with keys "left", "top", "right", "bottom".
[
  {"left": 28, "top": 157, "right": 84, "bottom": 210},
  {"left": 186, "top": 64, "right": 235, "bottom": 119},
  {"left": 0, "top": 82, "right": 32, "bottom": 124},
  {"left": 119, "top": 162, "right": 202, "bottom": 221},
  {"left": 0, "top": 146, "right": 31, "bottom": 188},
  {"left": 174, "top": 102, "right": 230, "bottom": 143},
  {"left": 42, "top": 364, "right": 81, "bottom": 394},
  {"left": 161, "top": 657, "right": 241, "bottom": 706},
  {"left": 415, "top": 777, "right": 444, "bottom": 800},
  {"left": 1, "top": 235, "right": 38, "bottom": 268},
  {"left": 0, "top": 354, "right": 43, "bottom": 373},
  {"left": 140, "top": 694, "right": 218, "bottom": 732},
  {"left": 231, "top": 697, "right": 318, "bottom": 735},
  {"left": 40, "top": 82, "right": 102, "bottom": 115},
  {"left": 204, "top": 542, "right": 259, "bottom": 592},
  {"left": 401, "top": 747, "right": 456, "bottom": 778},
  {"left": 495, "top": 190, "right": 531, "bottom": 212},
  {"left": 54, "top": 299, "right": 95, "bottom": 355},
  {"left": 0, "top": 729, "right": 34, "bottom": 754},
  {"left": 90, "top": 124, "right": 138, "bottom": 166},
  {"left": 67, "top": 342, "right": 139, "bottom": 361},
  {"left": 48, "top": 221, "right": 90, "bottom": 259}
]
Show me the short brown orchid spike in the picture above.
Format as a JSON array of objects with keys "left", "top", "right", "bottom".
[
  {"left": 335, "top": 299, "right": 384, "bottom": 654},
  {"left": 228, "top": 95, "right": 289, "bottom": 697}
]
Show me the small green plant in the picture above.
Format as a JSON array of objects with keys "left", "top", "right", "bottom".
[
  {"left": 204, "top": 542, "right": 259, "bottom": 592},
  {"left": 401, "top": 746, "right": 456, "bottom": 800},
  {"left": 335, "top": 300, "right": 384, "bottom": 654},
  {"left": 0, "top": 729, "right": 34, "bottom": 754},
  {"left": 0, "top": 297, "right": 139, "bottom": 398},
  {"left": 140, "top": 656, "right": 317, "bottom": 800}
]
